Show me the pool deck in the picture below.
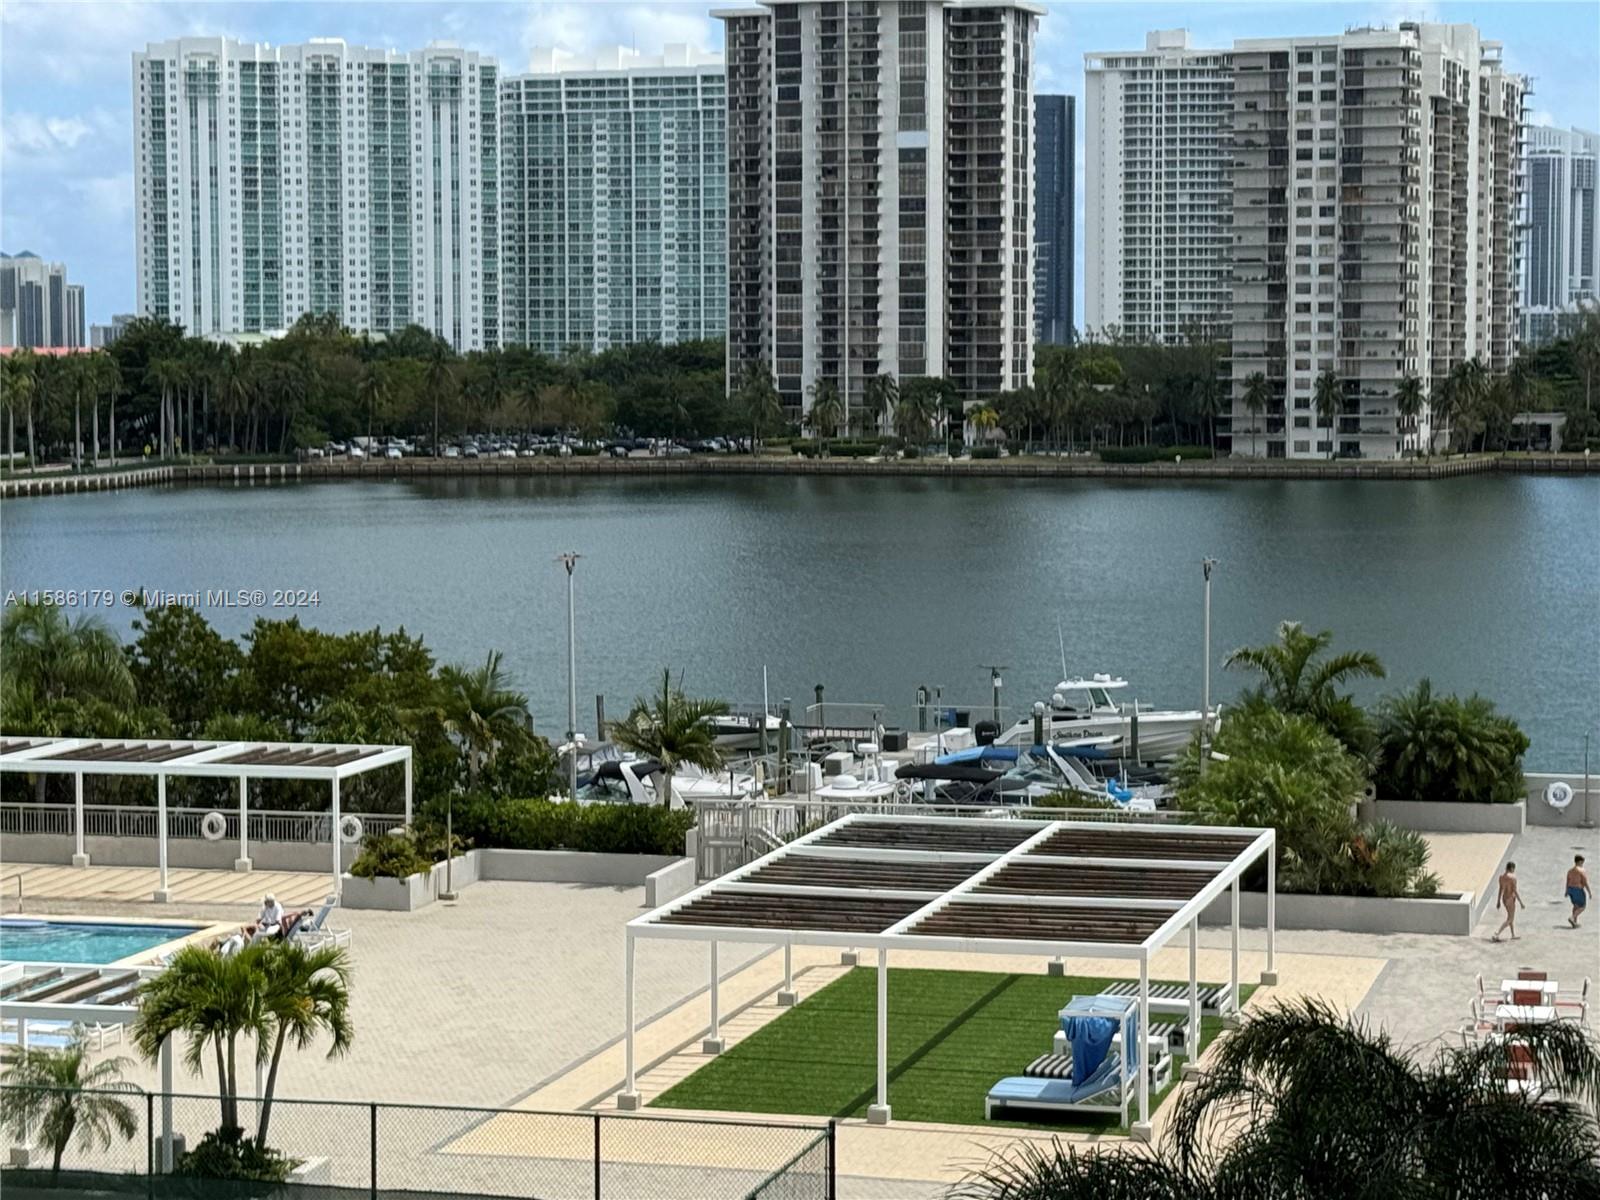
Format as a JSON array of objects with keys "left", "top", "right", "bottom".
[
  {"left": 2, "top": 863, "right": 332, "bottom": 908},
  {"left": 3, "top": 824, "right": 1593, "bottom": 1198}
]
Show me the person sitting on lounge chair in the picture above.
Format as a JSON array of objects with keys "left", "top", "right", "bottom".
[{"left": 245, "top": 893, "right": 286, "bottom": 941}]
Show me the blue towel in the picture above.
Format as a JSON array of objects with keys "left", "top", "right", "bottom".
[{"left": 1059, "top": 995, "right": 1139, "bottom": 1083}]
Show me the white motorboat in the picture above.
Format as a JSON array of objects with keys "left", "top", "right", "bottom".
[
  {"left": 577, "top": 758, "right": 757, "bottom": 808},
  {"left": 991, "top": 674, "right": 1213, "bottom": 763},
  {"left": 709, "top": 712, "right": 783, "bottom": 751}
]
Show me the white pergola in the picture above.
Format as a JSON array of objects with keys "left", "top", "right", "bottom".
[
  {"left": 1, "top": 961, "right": 183, "bottom": 1169},
  {"left": 624, "top": 813, "right": 1276, "bottom": 1138},
  {"left": 0, "top": 736, "right": 413, "bottom": 900}
]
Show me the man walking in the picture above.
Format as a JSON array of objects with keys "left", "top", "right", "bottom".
[
  {"left": 1492, "top": 861, "right": 1524, "bottom": 941},
  {"left": 1567, "top": 855, "right": 1591, "bottom": 928}
]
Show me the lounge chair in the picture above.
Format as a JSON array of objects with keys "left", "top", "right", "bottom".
[
  {"left": 290, "top": 900, "right": 352, "bottom": 949},
  {"left": 987, "top": 994, "right": 1148, "bottom": 1123},
  {"left": 987, "top": 1052, "right": 1130, "bottom": 1119},
  {"left": 1102, "top": 979, "right": 1235, "bottom": 1017},
  {"left": 1555, "top": 977, "right": 1590, "bottom": 1020}
]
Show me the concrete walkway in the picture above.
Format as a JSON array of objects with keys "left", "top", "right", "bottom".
[{"left": 3, "top": 863, "right": 331, "bottom": 908}]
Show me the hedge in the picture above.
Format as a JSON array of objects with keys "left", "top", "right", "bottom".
[
  {"left": 791, "top": 439, "right": 886, "bottom": 459},
  {"left": 421, "top": 794, "right": 693, "bottom": 856},
  {"left": 970, "top": 445, "right": 1001, "bottom": 459},
  {"left": 1099, "top": 445, "right": 1214, "bottom": 464}
]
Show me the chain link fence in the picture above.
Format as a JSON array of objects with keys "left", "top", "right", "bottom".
[{"left": 0, "top": 1087, "right": 835, "bottom": 1200}]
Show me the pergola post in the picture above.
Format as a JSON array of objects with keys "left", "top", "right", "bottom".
[
  {"left": 17, "top": 1019, "right": 27, "bottom": 1051},
  {"left": 1132, "top": 952, "right": 1152, "bottom": 1141},
  {"left": 703, "top": 942, "right": 724, "bottom": 1054},
  {"left": 1226, "top": 876, "right": 1241, "bottom": 1027},
  {"left": 618, "top": 931, "right": 641, "bottom": 1110},
  {"left": 868, "top": 948, "right": 890, "bottom": 1124},
  {"left": 777, "top": 942, "right": 797, "bottom": 1006},
  {"left": 71, "top": 772, "right": 89, "bottom": 867},
  {"left": 403, "top": 752, "right": 413, "bottom": 827},
  {"left": 153, "top": 774, "right": 171, "bottom": 902},
  {"left": 1184, "top": 917, "right": 1201, "bottom": 1076},
  {"left": 331, "top": 775, "right": 343, "bottom": 899},
  {"left": 159, "top": 1035, "right": 174, "bottom": 1171},
  {"left": 1262, "top": 849, "right": 1278, "bottom": 985},
  {"left": 234, "top": 776, "right": 252, "bottom": 872}
]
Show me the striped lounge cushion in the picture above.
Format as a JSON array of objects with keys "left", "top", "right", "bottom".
[{"left": 1024, "top": 1052, "right": 1075, "bottom": 1079}]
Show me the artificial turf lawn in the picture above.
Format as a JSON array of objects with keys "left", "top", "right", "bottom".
[{"left": 650, "top": 967, "right": 1251, "bottom": 1130}]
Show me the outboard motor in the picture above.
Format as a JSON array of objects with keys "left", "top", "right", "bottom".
[{"left": 974, "top": 719, "right": 1001, "bottom": 747}]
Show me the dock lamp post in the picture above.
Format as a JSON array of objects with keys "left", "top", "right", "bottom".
[
  {"left": 1584, "top": 727, "right": 1595, "bottom": 829},
  {"left": 1200, "top": 558, "right": 1217, "bottom": 775},
  {"left": 558, "top": 552, "right": 582, "bottom": 801}
]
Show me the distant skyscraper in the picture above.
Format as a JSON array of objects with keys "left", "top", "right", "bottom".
[
  {"left": 134, "top": 37, "right": 500, "bottom": 350},
  {"left": 0, "top": 252, "right": 85, "bottom": 349},
  {"left": 1033, "top": 94, "right": 1074, "bottom": 344},
  {"left": 718, "top": 0, "right": 1041, "bottom": 415},
  {"left": 1228, "top": 22, "right": 1524, "bottom": 460},
  {"left": 500, "top": 46, "right": 726, "bottom": 355},
  {"left": 1084, "top": 31, "right": 1235, "bottom": 343},
  {"left": 90, "top": 313, "right": 138, "bottom": 349},
  {"left": 1521, "top": 125, "right": 1598, "bottom": 347}
]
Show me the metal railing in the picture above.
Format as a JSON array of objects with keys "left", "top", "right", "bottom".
[
  {"left": 0, "top": 1086, "right": 834, "bottom": 1200},
  {"left": 0, "top": 803, "right": 406, "bottom": 844}
]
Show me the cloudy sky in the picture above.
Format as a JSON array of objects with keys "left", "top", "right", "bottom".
[{"left": 3, "top": 0, "right": 1595, "bottom": 326}]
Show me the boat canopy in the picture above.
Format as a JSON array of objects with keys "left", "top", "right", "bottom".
[
  {"left": 1055, "top": 674, "right": 1129, "bottom": 691},
  {"left": 894, "top": 762, "right": 1005, "bottom": 784}
]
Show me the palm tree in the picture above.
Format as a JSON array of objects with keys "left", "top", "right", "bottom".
[
  {"left": 65, "top": 353, "right": 91, "bottom": 470},
  {"left": 894, "top": 380, "right": 940, "bottom": 447},
  {"left": 424, "top": 343, "right": 455, "bottom": 456},
  {"left": 358, "top": 364, "right": 388, "bottom": 449},
  {"left": 807, "top": 376, "right": 843, "bottom": 449},
  {"left": 1, "top": 1036, "right": 140, "bottom": 1181},
  {"left": 1572, "top": 300, "right": 1600, "bottom": 414},
  {"left": 864, "top": 371, "right": 898, "bottom": 437},
  {"left": 1191, "top": 375, "right": 1222, "bottom": 453},
  {"left": 2, "top": 350, "right": 35, "bottom": 472},
  {"left": 254, "top": 942, "right": 352, "bottom": 1145},
  {"left": 1313, "top": 368, "right": 1341, "bottom": 459},
  {"left": 1, "top": 600, "right": 135, "bottom": 709},
  {"left": 1447, "top": 357, "right": 1488, "bottom": 455},
  {"left": 1394, "top": 373, "right": 1424, "bottom": 457},
  {"left": 734, "top": 359, "right": 782, "bottom": 453},
  {"left": 954, "top": 999, "right": 1600, "bottom": 1200},
  {"left": 969, "top": 404, "right": 1000, "bottom": 445},
  {"left": 90, "top": 351, "right": 122, "bottom": 467},
  {"left": 1225, "top": 620, "right": 1385, "bottom": 743},
  {"left": 1242, "top": 371, "right": 1269, "bottom": 457},
  {"left": 1427, "top": 372, "right": 1455, "bottom": 456},
  {"left": 134, "top": 944, "right": 270, "bottom": 1133},
  {"left": 146, "top": 356, "right": 183, "bottom": 459},
  {"left": 609, "top": 669, "right": 729, "bottom": 810},
  {"left": 437, "top": 651, "right": 532, "bottom": 789}
]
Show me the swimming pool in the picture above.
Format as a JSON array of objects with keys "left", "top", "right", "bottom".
[{"left": 0, "top": 919, "right": 205, "bottom": 964}]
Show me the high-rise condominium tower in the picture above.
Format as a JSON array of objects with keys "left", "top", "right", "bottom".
[
  {"left": 718, "top": 0, "right": 1040, "bottom": 417},
  {"left": 0, "top": 253, "right": 86, "bottom": 349},
  {"left": 501, "top": 46, "right": 727, "bottom": 355},
  {"left": 133, "top": 38, "right": 499, "bottom": 351},
  {"left": 1229, "top": 22, "right": 1525, "bottom": 460},
  {"left": 1083, "top": 31, "right": 1234, "bottom": 343},
  {"left": 1033, "top": 94, "right": 1074, "bottom": 345},
  {"left": 1521, "top": 125, "right": 1598, "bottom": 347}
]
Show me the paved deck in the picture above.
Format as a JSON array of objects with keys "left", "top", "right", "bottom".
[{"left": 2, "top": 863, "right": 332, "bottom": 908}]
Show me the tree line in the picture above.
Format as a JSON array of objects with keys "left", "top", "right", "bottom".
[{"left": 3, "top": 306, "right": 1595, "bottom": 468}]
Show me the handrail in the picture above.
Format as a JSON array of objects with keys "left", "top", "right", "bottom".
[{"left": 0, "top": 802, "right": 405, "bottom": 843}]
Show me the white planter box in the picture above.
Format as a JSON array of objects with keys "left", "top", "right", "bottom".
[
  {"left": 1200, "top": 887, "right": 1475, "bottom": 936},
  {"left": 1373, "top": 798, "right": 1525, "bottom": 834}
]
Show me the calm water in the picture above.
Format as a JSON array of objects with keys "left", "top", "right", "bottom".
[
  {"left": 2, "top": 474, "right": 1596, "bottom": 767},
  {"left": 0, "top": 920, "right": 203, "bottom": 963}
]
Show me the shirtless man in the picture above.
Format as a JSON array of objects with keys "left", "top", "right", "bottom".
[
  {"left": 1492, "top": 861, "right": 1524, "bottom": 941},
  {"left": 1567, "top": 855, "right": 1592, "bottom": 929}
]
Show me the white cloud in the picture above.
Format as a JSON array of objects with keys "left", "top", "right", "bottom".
[
  {"left": 68, "top": 172, "right": 135, "bottom": 227},
  {"left": 1526, "top": 109, "right": 1557, "bottom": 128}
]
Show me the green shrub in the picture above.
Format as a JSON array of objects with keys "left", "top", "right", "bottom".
[
  {"left": 902, "top": 445, "right": 921, "bottom": 459},
  {"left": 572, "top": 446, "right": 602, "bottom": 457},
  {"left": 347, "top": 829, "right": 434, "bottom": 880},
  {"left": 422, "top": 795, "right": 693, "bottom": 856},
  {"left": 791, "top": 439, "right": 882, "bottom": 459},
  {"left": 176, "top": 1129, "right": 296, "bottom": 1182},
  {"left": 970, "top": 445, "right": 1002, "bottom": 460},
  {"left": 1375, "top": 679, "right": 1529, "bottom": 804},
  {"left": 1174, "top": 705, "right": 1435, "bottom": 898},
  {"left": 1099, "top": 445, "right": 1214, "bottom": 464}
]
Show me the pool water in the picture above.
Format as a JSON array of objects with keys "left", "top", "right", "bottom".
[{"left": 0, "top": 920, "right": 204, "bottom": 964}]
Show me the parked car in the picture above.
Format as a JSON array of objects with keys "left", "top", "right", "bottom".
[
  {"left": 384, "top": 446, "right": 402, "bottom": 460},
  {"left": 348, "top": 446, "right": 366, "bottom": 460},
  {"left": 463, "top": 444, "right": 480, "bottom": 459},
  {"left": 442, "top": 445, "right": 461, "bottom": 459}
]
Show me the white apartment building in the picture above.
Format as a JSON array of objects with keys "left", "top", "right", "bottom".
[
  {"left": 717, "top": 0, "right": 1040, "bottom": 417},
  {"left": 134, "top": 38, "right": 500, "bottom": 351},
  {"left": 500, "top": 46, "right": 726, "bottom": 355},
  {"left": 0, "top": 252, "right": 85, "bottom": 349},
  {"left": 1227, "top": 22, "right": 1524, "bottom": 459},
  {"left": 1521, "top": 125, "right": 1598, "bottom": 347},
  {"left": 1084, "top": 31, "right": 1234, "bottom": 343}
]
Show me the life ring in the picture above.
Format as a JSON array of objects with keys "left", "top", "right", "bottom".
[
  {"left": 1362, "top": 783, "right": 1378, "bottom": 802},
  {"left": 200, "top": 811, "right": 227, "bottom": 841},
  {"left": 1544, "top": 781, "right": 1574, "bottom": 811},
  {"left": 339, "top": 815, "right": 364, "bottom": 844}
]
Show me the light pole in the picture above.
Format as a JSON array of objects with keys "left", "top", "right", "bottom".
[
  {"left": 1200, "top": 558, "right": 1217, "bottom": 775},
  {"left": 1584, "top": 728, "right": 1595, "bottom": 829},
  {"left": 557, "top": 553, "right": 581, "bottom": 800}
]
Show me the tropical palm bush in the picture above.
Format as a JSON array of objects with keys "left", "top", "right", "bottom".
[
  {"left": 952, "top": 999, "right": 1600, "bottom": 1200},
  {"left": 1225, "top": 620, "right": 1385, "bottom": 755},
  {"left": 436, "top": 650, "right": 533, "bottom": 789},
  {"left": 0, "top": 1036, "right": 140, "bottom": 1180},
  {"left": 609, "top": 669, "right": 729, "bottom": 809},
  {"left": 1376, "top": 678, "right": 1530, "bottom": 804},
  {"left": 1174, "top": 705, "right": 1436, "bottom": 897},
  {"left": 427, "top": 794, "right": 694, "bottom": 855}
]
